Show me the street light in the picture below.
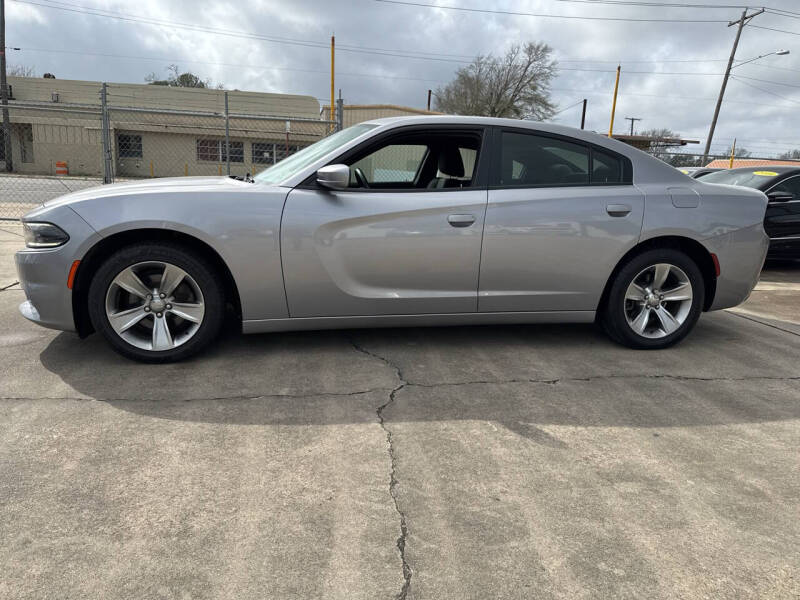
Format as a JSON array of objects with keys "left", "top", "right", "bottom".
[
  {"left": 702, "top": 43, "right": 790, "bottom": 164},
  {"left": 732, "top": 49, "right": 790, "bottom": 70}
]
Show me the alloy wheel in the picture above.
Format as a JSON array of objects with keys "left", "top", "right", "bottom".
[
  {"left": 624, "top": 263, "right": 693, "bottom": 339},
  {"left": 104, "top": 261, "right": 206, "bottom": 351}
]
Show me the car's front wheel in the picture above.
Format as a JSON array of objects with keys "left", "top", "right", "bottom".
[
  {"left": 88, "top": 243, "right": 225, "bottom": 362},
  {"left": 601, "top": 248, "right": 705, "bottom": 349}
]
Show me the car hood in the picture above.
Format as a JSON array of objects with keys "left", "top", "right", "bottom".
[{"left": 42, "top": 176, "right": 250, "bottom": 209}]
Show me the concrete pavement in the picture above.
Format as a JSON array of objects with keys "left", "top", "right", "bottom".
[{"left": 1, "top": 227, "right": 798, "bottom": 599}]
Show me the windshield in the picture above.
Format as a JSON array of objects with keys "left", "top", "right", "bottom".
[
  {"left": 253, "top": 124, "right": 378, "bottom": 185},
  {"left": 700, "top": 169, "right": 779, "bottom": 189}
]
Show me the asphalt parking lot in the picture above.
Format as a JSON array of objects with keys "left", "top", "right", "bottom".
[{"left": 1, "top": 223, "right": 798, "bottom": 599}]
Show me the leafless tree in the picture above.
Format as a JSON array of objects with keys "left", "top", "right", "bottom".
[
  {"left": 433, "top": 43, "right": 557, "bottom": 120},
  {"left": 778, "top": 149, "right": 800, "bottom": 160},
  {"left": 7, "top": 64, "right": 36, "bottom": 77}
]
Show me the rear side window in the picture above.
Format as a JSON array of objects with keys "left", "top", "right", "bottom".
[
  {"left": 495, "top": 130, "right": 631, "bottom": 188},
  {"left": 498, "top": 131, "right": 589, "bottom": 187},
  {"left": 592, "top": 149, "right": 624, "bottom": 184}
]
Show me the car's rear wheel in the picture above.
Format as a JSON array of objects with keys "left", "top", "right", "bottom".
[
  {"left": 88, "top": 243, "right": 225, "bottom": 362},
  {"left": 601, "top": 248, "right": 705, "bottom": 349}
]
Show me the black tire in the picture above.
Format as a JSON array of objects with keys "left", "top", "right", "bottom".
[
  {"left": 601, "top": 248, "right": 705, "bottom": 349},
  {"left": 88, "top": 242, "right": 225, "bottom": 362}
]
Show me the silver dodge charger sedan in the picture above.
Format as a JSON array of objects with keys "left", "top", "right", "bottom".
[{"left": 16, "top": 116, "right": 769, "bottom": 362}]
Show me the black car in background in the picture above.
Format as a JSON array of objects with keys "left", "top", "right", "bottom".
[
  {"left": 702, "top": 166, "right": 800, "bottom": 259},
  {"left": 680, "top": 167, "right": 725, "bottom": 179}
]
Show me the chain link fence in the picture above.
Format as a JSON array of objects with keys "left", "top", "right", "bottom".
[{"left": 0, "top": 83, "right": 338, "bottom": 220}]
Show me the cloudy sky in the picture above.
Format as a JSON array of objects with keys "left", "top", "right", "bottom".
[{"left": 6, "top": 0, "right": 800, "bottom": 157}]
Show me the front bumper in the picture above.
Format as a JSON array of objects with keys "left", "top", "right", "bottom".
[{"left": 15, "top": 206, "right": 100, "bottom": 332}]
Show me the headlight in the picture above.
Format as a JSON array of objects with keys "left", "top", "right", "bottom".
[{"left": 23, "top": 222, "right": 70, "bottom": 248}]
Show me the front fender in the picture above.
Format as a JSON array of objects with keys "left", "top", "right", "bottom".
[{"left": 69, "top": 185, "right": 290, "bottom": 321}]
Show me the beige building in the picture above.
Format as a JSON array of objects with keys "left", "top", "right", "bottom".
[
  {"left": 2, "top": 77, "right": 327, "bottom": 178},
  {"left": 321, "top": 104, "right": 441, "bottom": 128}
]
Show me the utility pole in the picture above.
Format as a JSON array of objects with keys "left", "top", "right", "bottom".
[
  {"left": 701, "top": 8, "right": 764, "bottom": 165},
  {"left": 580, "top": 99, "right": 586, "bottom": 130},
  {"left": 330, "top": 35, "right": 335, "bottom": 133},
  {"left": 608, "top": 65, "right": 620, "bottom": 137},
  {"left": 625, "top": 117, "right": 641, "bottom": 136},
  {"left": 427, "top": 89, "right": 432, "bottom": 111},
  {"left": 1, "top": 0, "right": 13, "bottom": 172}
]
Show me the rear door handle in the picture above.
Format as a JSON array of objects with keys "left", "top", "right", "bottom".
[
  {"left": 606, "top": 204, "right": 632, "bottom": 217},
  {"left": 448, "top": 214, "right": 476, "bottom": 227}
]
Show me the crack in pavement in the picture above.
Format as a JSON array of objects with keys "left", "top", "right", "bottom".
[
  {"left": 347, "top": 335, "right": 412, "bottom": 600},
  {"left": 0, "top": 281, "right": 20, "bottom": 291}
]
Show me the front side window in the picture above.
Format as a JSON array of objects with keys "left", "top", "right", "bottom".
[
  {"left": 344, "top": 130, "right": 482, "bottom": 190},
  {"left": 351, "top": 144, "right": 428, "bottom": 185},
  {"left": 498, "top": 132, "right": 590, "bottom": 187}
]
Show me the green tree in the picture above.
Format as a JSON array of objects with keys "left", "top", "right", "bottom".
[{"left": 434, "top": 43, "right": 557, "bottom": 120}]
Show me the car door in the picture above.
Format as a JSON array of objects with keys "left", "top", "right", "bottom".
[
  {"left": 478, "top": 127, "right": 645, "bottom": 312},
  {"left": 764, "top": 175, "right": 800, "bottom": 241},
  {"left": 281, "top": 127, "right": 489, "bottom": 318}
]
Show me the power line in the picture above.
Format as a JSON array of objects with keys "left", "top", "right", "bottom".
[
  {"left": 734, "top": 74, "right": 800, "bottom": 89},
  {"left": 10, "top": 47, "right": 449, "bottom": 83},
  {"left": 747, "top": 24, "right": 800, "bottom": 36},
  {"left": 370, "top": 0, "right": 730, "bottom": 22},
  {"left": 730, "top": 76, "right": 800, "bottom": 105}
]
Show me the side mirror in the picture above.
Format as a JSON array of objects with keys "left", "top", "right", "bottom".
[
  {"left": 767, "top": 190, "right": 794, "bottom": 203},
  {"left": 316, "top": 164, "right": 350, "bottom": 190}
]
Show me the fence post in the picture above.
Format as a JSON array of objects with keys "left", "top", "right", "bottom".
[
  {"left": 100, "top": 83, "right": 113, "bottom": 184},
  {"left": 335, "top": 97, "right": 343, "bottom": 132},
  {"left": 224, "top": 91, "right": 230, "bottom": 177},
  {"left": 0, "top": 0, "right": 13, "bottom": 173}
]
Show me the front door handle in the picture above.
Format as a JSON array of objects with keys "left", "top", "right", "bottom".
[
  {"left": 606, "top": 204, "right": 632, "bottom": 217},
  {"left": 448, "top": 214, "right": 476, "bottom": 227}
]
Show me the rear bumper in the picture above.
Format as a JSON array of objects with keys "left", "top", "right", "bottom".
[
  {"left": 15, "top": 206, "right": 100, "bottom": 332},
  {"left": 705, "top": 223, "right": 769, "bottom": 310}
]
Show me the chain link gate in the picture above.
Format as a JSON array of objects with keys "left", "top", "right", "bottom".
[{"left": 0, "top": 83, "right": 339, "bottom": 220}]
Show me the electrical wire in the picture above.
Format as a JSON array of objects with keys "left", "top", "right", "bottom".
[{"left": 370, "top": 0, "right": 730, "bottom": 22}]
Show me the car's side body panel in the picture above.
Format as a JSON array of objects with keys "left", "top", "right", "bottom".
[
  {"left": 281, "top": 187, "right": 488, "bottom": 317},
  {"left": 479, "top": 185, "right": 645, "bottom": 312}
]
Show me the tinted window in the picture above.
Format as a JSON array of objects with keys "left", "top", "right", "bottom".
[
  {"left": 498, "top": 132, "right": 589, "bottom": 187},
  {"left": 770, "top": 176, "right": 800, "bottom": 199},
  {"left": 592, "top": 149, "right": 624, "bottom": 184}
]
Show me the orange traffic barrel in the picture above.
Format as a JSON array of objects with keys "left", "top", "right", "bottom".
[{"left": 55, "top": 161, "right": 69, "bottom": 176}]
